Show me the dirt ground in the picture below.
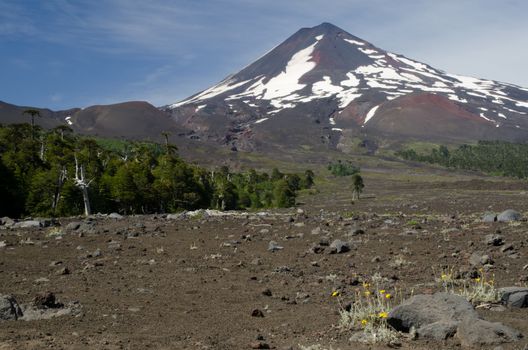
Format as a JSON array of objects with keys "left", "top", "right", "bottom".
[{"left": 0, "top": 167, "right": 527, "bottom": 350}]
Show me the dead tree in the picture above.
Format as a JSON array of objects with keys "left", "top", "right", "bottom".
[
  {"left": 52, "top": 167, "right": 68, "bottom": 214},
  {"left": 74, "top": 155, "right": 93, "bottom": 216}
]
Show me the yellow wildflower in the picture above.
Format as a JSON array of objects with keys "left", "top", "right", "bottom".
[
  {"left": 364, "top": 291, "right": 371, "bottom": 297},
  {"left": 474, "top": 277, "right": 481, "bottom": 283},
  {"left": 385, "top": 293, "right": 392, "bottom": 299},
  {"left": 331, "top": 291, "right": 340, "bottom": 297},
  {"left": 361, "top": 319, "right": 368, "bottom": 326},
  {"left": 379, "top": 289, "right": 386, "bottom": 294},
  {"left": 378, "top": 312, "right": 388, "bottom": 318}
]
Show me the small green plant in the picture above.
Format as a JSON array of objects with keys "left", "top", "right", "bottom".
[
  {"left": 406, "top": 220, "right": 419, "bottom": 227},
  {"left": 327, "top": 160, "right": 360, "bottom": 177}
]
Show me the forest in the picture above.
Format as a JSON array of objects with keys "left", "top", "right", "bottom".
[
  {"left": 0, "top": 123, "right": 314, "bottom": 218},
  {"left": 396, "top": 141, "right": 528, "bottom": 178}
]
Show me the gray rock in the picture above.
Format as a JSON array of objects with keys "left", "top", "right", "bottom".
[
  {"left": 77, "top": 222, "right": 97, "bottom": 235},
  {"left": 499, "top": 287, "right": 528, "bottom": 308},
  {"left": 66, "top": 222, "right": 82, "bottom": 231},
  {"left": 497, "top": 209, "right": 522, "bottom": 222},
  {"left": 0, "top": 217, "right": 15, "bottom": 227},
  {"left": 167, "top": 212, "right": 186, "bottom": 220},
  {"left": 417, "top": 320, "right": 458, "bottom": 340},
  {"left": 348, "top": 228, "right": 365, "bottom": 236},
  {"left": 36, "top": 218, "right": 54, "bottom": 227},
  {"left": 12, "top": 220, "right": 41, "bottom": 229},
  {"left": 20, "top": 301, "right": 81, "bottom": 321},
  {"left": 469, "top": 252, "right": 493, "bottom": 266},
  {"left": 32, "top": 292, "right": 61, "bottom": 309},
  {"left": 310, "top": 227, "right": 321, "bottom": 235},
  {"left": 329, "top": 239, "right": 350, "bottom": 254},
  {"left": 108, "top": 212, "right": 123, "bottom": 220},
  {"left": 482, "top": 213, "right": 497, "bottom": 223},
  {"left": 387, "top": 293, "right": 477, "bottom": 332},
  {"left": 457, "top": 317, "right": 522, "bottom": 347},
  {"left": 484, "top": 234, "right": 504, "bottom": 246},
  {"left": 0, "top": 295, "right": 23, "bottom": 320},
  {"left": 268, "top": 241, "right": 283, "bottom": 252}
]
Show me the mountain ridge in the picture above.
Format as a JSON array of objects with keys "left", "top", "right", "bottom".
[
  {"left": 2, "top": 23, "right": 528, "bottom": 154},
  {"left": 164, "top": 22, "right": 528, "bottom": 150}
]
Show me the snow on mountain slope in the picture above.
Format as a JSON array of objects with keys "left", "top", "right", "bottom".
[{"left": 165, "top": 23, "right": 528, "bottom": 148}]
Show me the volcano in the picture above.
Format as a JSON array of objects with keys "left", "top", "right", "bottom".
[{"left": 164, "top": 22, "right": 528, "bottom": 151}]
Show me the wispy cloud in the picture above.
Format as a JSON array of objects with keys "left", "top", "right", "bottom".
[{"left": 1, "top": 0, "right": 527, "bottom": 109}]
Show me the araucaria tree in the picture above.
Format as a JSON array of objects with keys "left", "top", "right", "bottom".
[{"left": 0, "top": 123, "right": 315, "bottom": 218}]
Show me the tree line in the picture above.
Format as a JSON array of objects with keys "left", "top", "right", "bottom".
[
  {"left": 396, "top": 141, "right": 528, "bottom": 178},
  {"left": 0, "top": 122, "right": 314, "bottom": 218}
]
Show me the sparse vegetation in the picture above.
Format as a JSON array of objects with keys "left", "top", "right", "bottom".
[
  {"left": 437, "top": 266, "right": 500, "bottom": 305},
  {"left": 337, "top": 275, "right": 400, "bottom": 344},
  {"left": 327, "top": 160, "right": 360, "bottom": 177}
]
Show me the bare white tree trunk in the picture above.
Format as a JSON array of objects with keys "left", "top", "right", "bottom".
[
  {"left": 52, "top": 167, "right": 68, "bottom": 213},
  {"left": 74, "top": 155, "right": 92, "bottom": 216},
  {"left": 40, "top": 137, "right": 45, "bottom": 161}
]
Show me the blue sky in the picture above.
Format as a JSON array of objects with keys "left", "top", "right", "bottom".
[{"left": 1, "top": 0, "right": 527, "bottom": 110}]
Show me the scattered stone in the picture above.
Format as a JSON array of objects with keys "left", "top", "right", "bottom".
[
  {"left": 12, "top": 220, "right": 41, "bottom": 229},
  {"left": 108, "top": 212, "right": 123, "bottom": 220},
  {"left": 469, "top": 252, "right": 493, "bottom": 266},
  {"left": 318, "top": 237, "right": 330, "bottom": 246},
  {"left": 251, "top": 309, "right": 264, "bottom": 317},
  {"left": 482, "top": 213, "right": 497, "bottom": 223},
  {"left": 268, "top": 241, "right": 283, "bottom": 252},
  {"left": 0, "top": 295, "right": 23, "bottom": 320},
  {"left": 457, "top": 317, "right": 522, "bottom": 347},
  {"left": 66, "top": 222, "right": 81, "bottom": 231},
  {"left": 33, "top": 292, "right": 62, "bottom": 309},
  {"left": 166, "top": 213, "right": 184, "bottom": 220},
  {"left": 262, "top": 289, "right": 272, "bottom": 297},
  {"left": 499, "top": 287, "right": 528, "bottom": 308},
  {"left": 497, "top": 209, "right": 521, "bottom": 222},
  {"left": 295, "top": 292, "right": 310, "bottom": 302},
  {"left": 484, "top": 234, "right": 503, "bottom": 246},
  {"left": 0, "top": 217, "right": 15, "bottom": 227},
  {"left": 35, "top": 277, "right": 50, "bottom": 283},
  {"left": 249, "top": 340, "right": 270, "bottom": 349},
  {"left": 329, "top": 239, "right": 350, "bottom": 254},
  {"left": 348, "top": 228, "right": 365, "bottom": 236},
  {"left": 310, "top": 245, "right": 325, "bottom": 254},
  {"left": 273, "top": 266, "right": 292, "bottom": 273},
  {"left": 56, "top": 267, "right": 70, "bottom": 275},
  {"left": 310, "top": 227, "right": 321, "bottom": 235},
  {"left": 108, "top": 241, "right": 122, "bottom": 251}
]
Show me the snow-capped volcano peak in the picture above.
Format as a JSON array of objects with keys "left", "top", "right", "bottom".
[{"left": 166, "top": 23, "right": 528, "bottom": 148}]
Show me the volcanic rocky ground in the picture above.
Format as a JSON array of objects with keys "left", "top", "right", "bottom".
[{"left": 1, "top": 164, "right": 528, "bottom": 350}]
